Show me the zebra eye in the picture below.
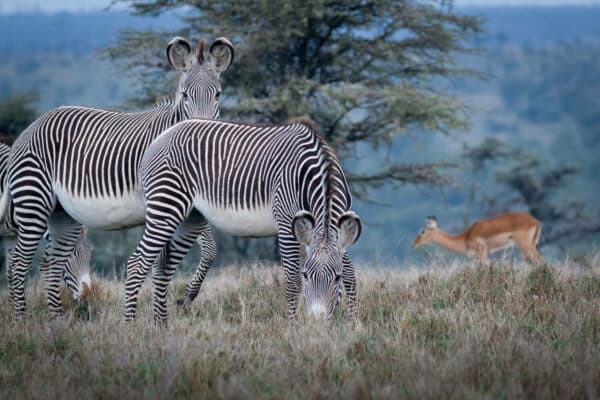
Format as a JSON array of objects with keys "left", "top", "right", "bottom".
[
  {"left": 335, "top": 274, "right": 342, "bottom": 282},
  {"left": 302, "top": 271, "right": 308, "bottom": 280},
  {"left": 181, "top": 92, "right": 188, "bottom": 100},
  {"left": 215, "top": 91, "right": 221, "bottom": 99}
]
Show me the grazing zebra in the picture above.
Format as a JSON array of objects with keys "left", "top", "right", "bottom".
[
  {"left": 125, "top": 118, "right": 362, "bottom": 323},
  {"left": 0, "top": 143, "right": 93, "bottom": 303},
  {"left": 2, "top": 36, "right": 234, "bottom": 319}
]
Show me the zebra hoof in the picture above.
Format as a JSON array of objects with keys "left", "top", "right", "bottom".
[{"left": 176, "top": 298, "right": 188, "bottom": 308}]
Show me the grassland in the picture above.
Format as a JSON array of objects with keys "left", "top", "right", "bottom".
[{"left": 1, "top": 255, "right": 599, "bottom": 399}]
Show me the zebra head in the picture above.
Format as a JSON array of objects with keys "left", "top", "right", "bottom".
[
  {"left": 64, "top": 227, "right": 95, "bottom": 302},
  {"left": 167, "top": 36, "right": 234, "bottom": 119},
  {"left": 293, "top": 211, "right": 362, "bottom": 321}
]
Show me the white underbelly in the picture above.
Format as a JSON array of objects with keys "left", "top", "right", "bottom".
[
  {"left": 55, "top": 185, "right": 146, "bottom": 230},
  {"left": 489, "top": 241, "right": 514, "bottom": 254},
  {"left": 194, "top": 197, "right": 277, "bottom": 237}
]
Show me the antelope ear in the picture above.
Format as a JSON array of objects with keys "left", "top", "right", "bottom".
[
  {"left": 292, "top": 210, "right": 315, "bottom": 246},
  {"left": 166, "top": 36, "right": 192, "bottom": 71},
  {"left": 209, "top": 37, "right": 234, "bottom": 74},
  {"left": 338, "top": 211, "right": 362, "bottom": 249}
]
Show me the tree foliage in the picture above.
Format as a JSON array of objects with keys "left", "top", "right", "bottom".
[
  {"left": 107, "top": 0, "right": 482, "bottom": 197},
  {"left": 0, "top": 92, "right": 38, "bottom": 144}
]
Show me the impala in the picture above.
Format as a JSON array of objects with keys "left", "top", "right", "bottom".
[{"left": 412, "top": 213, "right": 543, "bottom": 265}]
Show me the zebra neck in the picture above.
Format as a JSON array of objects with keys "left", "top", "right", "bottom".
[
  {"left": 296, "top": 133, "right": 349, "bottom": 246},
  {"left": 149, "top": 97, "right": 187, "bottom": 135}
]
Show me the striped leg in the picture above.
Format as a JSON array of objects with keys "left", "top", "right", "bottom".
[
  {"left": 153, "top": 211, "right": 208, "bottom": 322},
  {"left": 178, "top": 218, "right": 216, "bottom": 307},
  {"left": 278, "top": 228, "right": 302, "bottom": 324},
  {"left": 38, "top": 235, "right": 53, "bottom": 276},
  {"left": 124, "top": 172, "right": 193, "bottom": 323},
  {"left": 124, "top": 227, "right": 178, "bottom": 322},
  {"left": 9, "top": 157, "right": 55, "bottom": 319},
  {"left": 43, "top": 215, "right": 83, "bottom": 312},
  {"left": 342, "top": 252, "right": 358, "bottom": 320},
  {"left": 124, "top": 218, "right": 181, "bottom": 323},
  {"left": 4, "top": 236, "right": 15, "bottom": 305}
]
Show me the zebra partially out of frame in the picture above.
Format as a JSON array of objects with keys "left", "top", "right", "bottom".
[
  {"left": 2, "top": 36, "right": 234, "bottom": 319},
  {"left": 0, "top": 143, "right": 94, "bottom": 303},
  {"left": 125, "top": 118, "right": 362, "bottom": 323}
]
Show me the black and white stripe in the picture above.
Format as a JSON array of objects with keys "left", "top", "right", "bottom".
[
  {"left": 3, "top": 36, "right": 234, "bottom": 319},
  {"left": 125, "top": 118, "right": 362, "bottom": 323},
  {"left": 0, "top": 143, "right": 93, "bottom": 308}
]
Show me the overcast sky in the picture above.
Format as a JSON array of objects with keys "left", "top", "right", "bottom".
[{"left": 1, "top": 0, "right": 599, "bottom": 14}]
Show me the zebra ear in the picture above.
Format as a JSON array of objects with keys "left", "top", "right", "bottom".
[
  {"left": 167, "top": 36, "right": 192, "bottom": 71},
  {"left": 209, "top": 37, "right": 234, "bottom": 74},
  {"left": 338, "top": 211, "right": 362, "bottom": 249},
  {"left": 292, "top": 210, "right": 315, "bottom": 246}
]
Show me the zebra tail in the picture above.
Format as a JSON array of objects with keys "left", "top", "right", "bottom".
[{"left": 0, "top": 189, "right": 9, "bottom": 227}]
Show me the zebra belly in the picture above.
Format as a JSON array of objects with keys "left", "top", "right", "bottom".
[
  {"left": 193, "top": 198, "right": 277, "bottom": 237},
  {"left": 54, "top": 185, "right": 146, "bottom": 230}
]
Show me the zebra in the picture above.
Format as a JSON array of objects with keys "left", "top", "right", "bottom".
[
  {"left": 124, "top": 118, "right": 362, "bottom": 323},
  {"left": 0, "top": 143, "right": 94, "bottom": 303},
  {"left": 2, "top": 36, "right": 234, "bottom": 319}
]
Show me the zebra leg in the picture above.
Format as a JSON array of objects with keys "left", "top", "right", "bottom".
[
  {"left": 124, "top": 229, "right": 175, "bottom": 323},
  {"left": 152, "top": 211, "right": 208, "bottom": 322},
  {"left": 4, "top": 235, "right": 15, "bottom": 303},
  {"left": 278, "top": 229, "right": 302, "bottom": 324},
  {"left": 124, "top": 188, "right": 192, "bottom": 323},
  {"left": 38, "top": 233, "right": 53, "bottom": 276},
  {"left": 342, "top": 252, "right": 359, "bottom": 320},
  {"left": 178, "top": 217, "right": 216, "bottom": 307},
  {"left": 8, "top": 159, "right": 55, "bottom": 319},
  {"left": 9, "top": 231, "right": 49, "bottom": 319},
  {"left": 38, "top": 233, "right": 64, "bottom": 317},
  {"left": 43, "top": 214, "right": 83, "bottom": 314}
]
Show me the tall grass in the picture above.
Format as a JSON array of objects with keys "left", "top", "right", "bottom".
[{"left": 1, "top": 255, "right": 599, "bottom": 399}]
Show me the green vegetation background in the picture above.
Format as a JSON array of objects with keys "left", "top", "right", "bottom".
[{"left": 0, "top": 7, "right": 598, "bottom": 274}]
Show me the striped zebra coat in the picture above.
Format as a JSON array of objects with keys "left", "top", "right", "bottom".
[
  {"left": 124, "top": 118, "right": 362, "bottom": 322},
  {"left": 0, "top": 143, "right": 93, "bottom": 303},
  {"left": 2, "top": 36, "right": 233, "bottom": 319}
]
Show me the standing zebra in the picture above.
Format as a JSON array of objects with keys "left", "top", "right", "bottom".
[
  {"left": 125, "top": 118, "right": 362, "bottom": 323},
  {"left": 0, "top": 143, "right": 94, "bottom": 303},
  {"left": 2, "top": 36, "right": 234, "bottom": 319}
]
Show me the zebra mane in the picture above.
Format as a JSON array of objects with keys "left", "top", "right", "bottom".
[
  {"left": 288, "top": 117, "right": 344, "bottom": 243},
  {"left": 154, "top": 94, "right": 177, "bottom": 107}
]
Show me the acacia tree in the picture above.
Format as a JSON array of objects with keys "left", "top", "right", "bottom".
[{"left": 107, "top": 0, "right": 481, "bottom": 197}]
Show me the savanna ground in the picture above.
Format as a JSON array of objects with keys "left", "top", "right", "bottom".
[{"left": 1, "top": 254, "right": 600, "bottom": 399}]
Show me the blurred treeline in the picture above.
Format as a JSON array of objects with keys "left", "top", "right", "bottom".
[{"left": 0, "top": 3, "right": 598, "bottom": 275}]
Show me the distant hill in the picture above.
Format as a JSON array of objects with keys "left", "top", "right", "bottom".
[
  {"left": 1, "top": 7, "right": 600, "bottom": 55},
  {"left": 468, "top": 6, "right": 600, "bottom": 44}
]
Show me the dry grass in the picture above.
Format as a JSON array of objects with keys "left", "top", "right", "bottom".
[{"left": 1, "top": 255, "right": 600, "bottom": 399}]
